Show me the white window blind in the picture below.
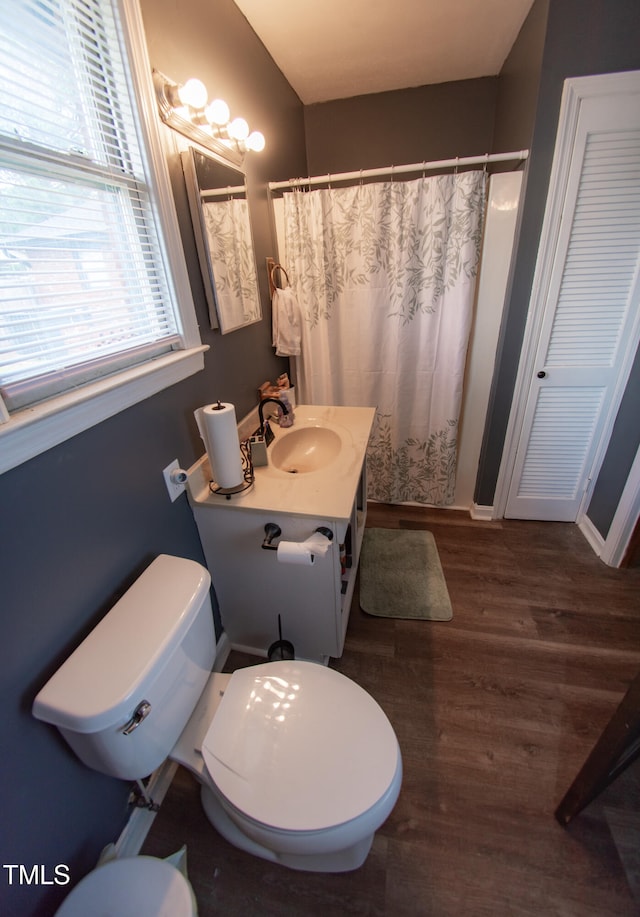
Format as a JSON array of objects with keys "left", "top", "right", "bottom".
[{"left": 0, "top": 0, "right": 184, "bottom": 412}]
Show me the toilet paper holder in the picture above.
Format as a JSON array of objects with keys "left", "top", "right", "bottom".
[{"left": 261, "top": 523, "right": 333, "bottom": 550}]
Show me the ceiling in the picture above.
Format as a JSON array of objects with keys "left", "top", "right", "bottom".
[{"left": 232, "top": 0, "right": 535, "bottom": 105}]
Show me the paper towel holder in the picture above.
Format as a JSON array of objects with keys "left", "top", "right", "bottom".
[{"left": 208, "top": 437, "right": 255, "bottom": 500}]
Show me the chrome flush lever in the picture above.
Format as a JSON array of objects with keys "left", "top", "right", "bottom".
[{"left": 122, "top": 700, "right": 151, "bottom": 735}]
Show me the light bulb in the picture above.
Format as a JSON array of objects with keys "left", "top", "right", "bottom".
[
  {"left": 228, "top": 117, "right": 249, "bottom": 141},
  {"left": 205, "top": 98, "right": 230, "bottom": 126},
  {"left": 246, "top": 130, "right": 265, "bottom": 152},
  {"left": 177, "top": 78, "right": 208, "bottom": 109}
]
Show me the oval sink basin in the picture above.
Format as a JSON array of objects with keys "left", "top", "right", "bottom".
[{"left": 270, "top": 426, "right": 342, "bottom": 474}]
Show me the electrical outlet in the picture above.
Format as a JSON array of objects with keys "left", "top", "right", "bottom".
[{"left": 163, "top": 459, "right": 186, "bottom": 502}]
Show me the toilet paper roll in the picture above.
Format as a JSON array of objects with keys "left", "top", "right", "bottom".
[
  {"left": 276, "top": 541, "right": 316, "bottom": 565},
  {"left": 303, "top": 532, "right": 331, "bottom": 556},
  {"left": 194, "top": 402, "right": 243, "bottom": 488},
  {"left": 276, "top": 532, "right": 331, "bottom": 566}
]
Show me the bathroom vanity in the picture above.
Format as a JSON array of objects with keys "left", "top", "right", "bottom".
[{"left": 186, "top": 405, "right": 375, "bottom": 663}]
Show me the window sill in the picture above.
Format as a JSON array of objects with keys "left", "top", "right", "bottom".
[{"left": 0, "top": 346, "right": 208, "bottom": 474}]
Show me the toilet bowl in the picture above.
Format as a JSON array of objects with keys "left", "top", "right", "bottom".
[
  {"left": 33, "top": 554, "right": 402, "bottom": 873},
  {"left": 54, "top": 856, "right": 196, "bottom": 916},
  {"left": 171, "top": 660, "right": 403, "bottom": 871}
]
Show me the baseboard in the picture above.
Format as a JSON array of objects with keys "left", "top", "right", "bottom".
[
  {"left": 112, "top": 630, "right": 232, "bottom": 859},
  {"left": 579, "top": 513, "right": 605, "bottom": 559},
  {"left": 228, "top": 640, "right": 269, "bottom": 658},
  {"left": 470, "top": 503, "right": 495, "bottom": 521},
  {"left": 213, "top": 630, "right": 231, "bottom": 671},
  {"left": 369, "top": 498, "right": 498, "bottom": 521},
  {"left": 113, "top": 761, "right": 179, "bottom": 859}
]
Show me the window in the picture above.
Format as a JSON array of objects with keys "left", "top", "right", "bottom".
[{"left": 0, "top": 0, "right": 205, "bottom": 473}]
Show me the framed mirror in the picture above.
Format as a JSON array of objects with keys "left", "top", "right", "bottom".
[{"left": 181, "top": 147, "right": 261, "bottom": 334}]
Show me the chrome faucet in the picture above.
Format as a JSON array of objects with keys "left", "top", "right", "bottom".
[{"left": 258, "top": 397, "right": 289, "bottom": 436}]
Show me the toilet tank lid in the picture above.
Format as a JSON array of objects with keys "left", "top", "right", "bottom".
[{"left": 32, "top": 555, "right": 211, "bottom": 733}]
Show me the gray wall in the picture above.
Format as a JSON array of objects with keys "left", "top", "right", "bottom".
[
  {"left": 303, "top": 77, "right": 498, "bottom": 175},
  {"left": 304, "top": 0, "right": 640, "bottom": 538},
  {"left": 0, "top": 1, "right": 306, "bottom": 914},
  {"left": 491, "top": 0, "right": 550, "bottom": 155},
  {"left": 3, "top": 0, "right": 639, "bottom": 913},
  {"left": 476, "top": 0, "right": 640, "bottom": 532}
]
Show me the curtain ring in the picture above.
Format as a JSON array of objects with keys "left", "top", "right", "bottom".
[
  {"left": 483, "top": 153, "right": 489, "bottom": 174},
  {"left": 422, "top": 161, "right": 426, "bottom": 178},
  {"left": 454, "top": 157, "right": 459, "bottom": 175}
]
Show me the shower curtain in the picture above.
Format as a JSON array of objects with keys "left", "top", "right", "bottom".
[
  {"left": 282, "top": 170, "right": 486, "bottom": 505},
  {"left": 203, "top": 198, "right": 260, "bottom": 329}
]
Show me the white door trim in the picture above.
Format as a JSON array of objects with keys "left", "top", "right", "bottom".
[
  {"left": 494, "top": 70, "right": 640, "bottom": 531},
  {"left": 598, "top": 444, "right": 640, "bottom": 567}
]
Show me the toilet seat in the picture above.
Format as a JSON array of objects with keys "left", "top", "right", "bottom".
[
  {"left": 201, "top": 660, "right": 400, "bottom": 833},
  {"left": 54, "top": 856, "right": 195, "bottom": 916}
]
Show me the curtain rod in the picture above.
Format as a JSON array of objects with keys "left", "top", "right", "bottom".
[
  {"left": 200, "top": 185, "right": 246, "bottom": 200},
  {"left": 268, "top": 149, "right": 529, "bottom": 191}
]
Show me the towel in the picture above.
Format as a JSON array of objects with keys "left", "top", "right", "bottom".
[{"left": 272, "top": 287, "right": 302, "bottom": 357}]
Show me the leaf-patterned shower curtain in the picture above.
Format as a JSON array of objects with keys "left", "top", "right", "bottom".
[
  {"left": 203, "top": 198, "right": 260, "bottom": 330},
  {"left": 283, "top": 171, "right": 486, "bottom": 505}
]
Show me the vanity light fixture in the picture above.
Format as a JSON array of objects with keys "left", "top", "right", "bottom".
[
  {"left": 228, "top": 117, "right": 249, "bottom": 141},
  {"left": 205, "top": 98, "right": 231, "bottom": 127},
  {"left": 153, "top": 69, "right": 265, "bottom": 165},
  {"left": 246, "top": 131, "right": 266, "bottom": 153},
  {"left": 175, "top": 77, "right": 208, "bottom": 110}
]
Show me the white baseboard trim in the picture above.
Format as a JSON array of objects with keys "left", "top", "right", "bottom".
[
  {"left": 228, "top": 640, "right": 269, "bottom": 658},
  {"left": 113, "top": 761, "right": 179, "bottom": 859},
  {"left": 369, "top": 498, "right": 499, "bottom": 521},
  {"left": 112, "top": 629, "right": 232, "bottom": 859},
  {"left": 470, "top": 503, "right": 495, "bottom": 520},
  {"left": 578, "top": 513, "right": 605, "bottom": 559},
  {"left": 213, "top": 630, "right": 231, "bottom": 671}
]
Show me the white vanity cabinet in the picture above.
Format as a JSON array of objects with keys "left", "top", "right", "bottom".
[
  {"left": 192, "top": 471, "right": 365, "bottom": 661},
  {"left": 186, "top": 405, "right": 374, "bottom": 663}
]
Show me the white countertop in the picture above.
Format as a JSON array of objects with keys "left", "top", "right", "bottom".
[{"left": 186, "top": 404, "right": 375, "bottom": 521}]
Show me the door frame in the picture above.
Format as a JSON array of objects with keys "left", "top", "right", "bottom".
[
  {"left": 494, "top": 70, "right": 640, "bottom": 547},
  {"left": 596, "top": 443, "right": 640, "bottom": 567}
]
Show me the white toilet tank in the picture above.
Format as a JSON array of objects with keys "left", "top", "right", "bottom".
[{"left": 33, "top": 555, "right": 215, "bottom": 780}]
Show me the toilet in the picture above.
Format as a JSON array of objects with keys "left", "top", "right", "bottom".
[
  {"left": 54, "top": 855, "right": 196, "bottom": 917},
  {"left": 33, "top": 554, "right": 402, "bottom": 886}
]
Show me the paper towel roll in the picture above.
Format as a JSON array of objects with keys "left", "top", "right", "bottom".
[
  {"left": 276, "top": 541, "right": 316, "bottom": 565},
  {"left": 194, "top": 402, "right": 243, "bottom": 488}
]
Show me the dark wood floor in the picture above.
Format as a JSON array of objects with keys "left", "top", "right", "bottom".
[{"left": 143, "top": 505, "right": 640, "bottom": 916}]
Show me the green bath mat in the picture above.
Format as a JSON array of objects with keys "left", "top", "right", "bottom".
[{"left": 360, "top": 528, "right": 453, "bottom": 621}]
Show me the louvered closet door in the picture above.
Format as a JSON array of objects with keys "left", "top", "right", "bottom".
[{"left": 505, "top": 84, "right": 640, "bottom": 521}]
